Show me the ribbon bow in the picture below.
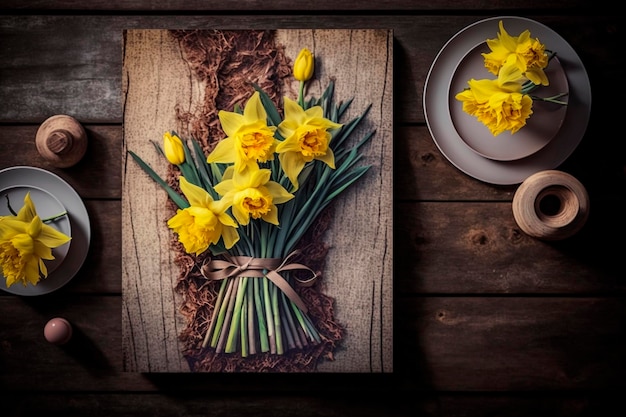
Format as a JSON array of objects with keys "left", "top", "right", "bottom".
[{"left": 200, "top": 250, "right": 318, "bottom": 313}]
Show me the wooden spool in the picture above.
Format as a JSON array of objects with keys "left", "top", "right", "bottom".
[
  {"left": 35, "top": 115, "right": 87, "bottom": 168},
  {"left": 512, "top": 170, "right": 590, "bottom": 241}
]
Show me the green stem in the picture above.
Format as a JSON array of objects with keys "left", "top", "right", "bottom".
[
  {"left": 213, "top": 278, "right": 237, "bottom": 351},
  {"left": 531, "top": 92, "right": 569, "bottom": 105},
  {"left": 271, "top": 284, "right": 283, "bottom": 354},
  {"left": 247, "top": 282, "right": 257, "bottom": 355},
  {"left": 263, "top": 278, "right": 276, "bottom": 354},
  {"left": 43, "top": 211, "right": 68, "bottom": 223},
  {"left": 202, "top": 278, "right": 229, "bottom": 348},
  {"left": 254, "top": 277, "right": 270, "bottom": 352},
  {"left": 280, "top": 291, "right": 300, "bottom": 349},
  {"left": 225, "top": 277, "right": 248, "bottom": 353},
  {"left": 298, "top": 81, "right": 305, "bottom": 108},
  {"left": 240, "top": 289, "right": 249, "bottom": 357}
]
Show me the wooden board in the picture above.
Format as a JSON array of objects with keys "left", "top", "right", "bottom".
[{"left": 121, "top": 29, "right": 393, "bottom": 372}]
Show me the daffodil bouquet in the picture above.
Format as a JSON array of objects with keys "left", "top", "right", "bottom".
[
  {"left": 128, "top": 48, "right": 374, "bottom": 356},
  {"left": 455, "top": 20, "right": 568, "bottom": 136},
  {"left": 0, "top": 192, "right": 71, "bottom": 287}
]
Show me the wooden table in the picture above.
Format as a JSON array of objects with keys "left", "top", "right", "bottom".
[{"left": 1, "top": 2, "right": 623, "bottom": 415}]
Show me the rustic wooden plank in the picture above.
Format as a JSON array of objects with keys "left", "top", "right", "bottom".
[
  {"left": 121, "top": 28, "right": 393, "bottom": 372},
  {"left": 2, "top": 123, "right": 619, "bottom": 204},
  {"left": 1, "top": 296, "right": 624, "bottom": 391},
  {"left": 66, "top": 199, "right": 121, "bottom": 294},
  {"left": 0, "top": 125, "right": 121, "bottom": 199},
  {"left": 3, "top": 199, "right": 621, "bottom": 299},
  {"left": 0, "top": 15, "right": 620, "bottom": 125},
  {"left": 1, "top": 392, "right": 620, "bottom": 417},
  {"left": 398, "top": 201, "right": 626, "bottom": 294},
  {"left": 0, "top": 0, "right": 597, "bottom": 11},
  {"left": 396, "top": 297, "right": 626, "bottom": 391}
]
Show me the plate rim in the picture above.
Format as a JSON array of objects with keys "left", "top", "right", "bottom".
[
  {"left": 423, "top": 15, "right": 592, "bottom": 185},
  {"left": 0, "top": 166, "right": 90, "bottom": 296}
]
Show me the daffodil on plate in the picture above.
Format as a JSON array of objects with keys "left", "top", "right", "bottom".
[
  {"left": 455, "top": 20, "right": 568, "bottom": 138},
  {"left": 0, "top": 188, "right": 71, "bottom": 288},
  {"left": 128, "top": 47, "right": 375, "bottom": 357}
]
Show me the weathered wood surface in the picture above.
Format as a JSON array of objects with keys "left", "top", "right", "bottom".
[
  {"left": 1, "top": 296, "right": 624, "bottom": 391},
  {"left": 121, "top": 29, "right": 394, "bottom": 372},
  {"left": 0, "top": 6, "right": 624, "bottom": 417},
  {"left": 0, "top": 0, "right": 600, "bottom": 11}
]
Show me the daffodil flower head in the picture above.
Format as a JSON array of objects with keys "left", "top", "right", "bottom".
[
  {"left": 167, "top": 176, "right": 239, "bottom": 255},
  {"left": 275, "top": 97, "right": 342, "bottom": 190},
  {"left": 293, "top": 48, "right": 314, "bottom": 82},
  {"left": 455, "top": 58, "right": 534, "bottom": 136},
  {"left": 0, "top": 192, "right": 71, "bottom": 287},
  {"left": 213, "top": 166, "right": 294, "bottom": 226},
  {"left": 483, "top": 20, "right": 549, "bottom": 86},
  {"left": 207, "top": 92, "right": 278, "bottom": 173},
  {"left": 163, "top": 131, "right": 185, "bottom": 165}
]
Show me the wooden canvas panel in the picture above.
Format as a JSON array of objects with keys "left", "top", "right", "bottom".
[{"left": 122, "top": 29, "right": 393, "bottom": 372}]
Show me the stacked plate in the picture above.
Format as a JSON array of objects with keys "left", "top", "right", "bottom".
[
  {"left": 424, "top": 16, "right": 591, "bottom": 185},
  {"left": 0, "top": 166, "right": 90, "bottom": 296}
]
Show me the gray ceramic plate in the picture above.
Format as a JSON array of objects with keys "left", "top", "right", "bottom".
[
  {"left": 424, "top": 16, "right": 591, "bottom": 184},
  {"left": 0, "top": 166, "right": 90, "bottom": 295}
]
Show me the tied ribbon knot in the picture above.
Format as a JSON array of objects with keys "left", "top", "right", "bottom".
[{"left": 200, "top": 250, "right": 318, "bottom": 313}]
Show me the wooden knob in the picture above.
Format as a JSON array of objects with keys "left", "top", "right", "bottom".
[
  {"left": 36, "top": 115, "right": 87, "bottom": 168},
  {"left": 512, "top": 170, "right": 590, "bottom": 241}
]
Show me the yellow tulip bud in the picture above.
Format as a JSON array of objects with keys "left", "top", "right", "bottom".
[
  {"left": 293, "top": 48, "right": 314, "bottom": 82},
  {"left": 163, "top": 132, "right": 185, "bottom": 165}
]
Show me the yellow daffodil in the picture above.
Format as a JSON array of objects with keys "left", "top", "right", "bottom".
[
  {"left": 293, "top": 48, "right": 314, "bottom": 82},
  {"left": 482, "top": 20, "right": 549, "bottom": 86},
  {"left": 456, "top": 57, "right": 534, "bottom": 136},
  {"left": 0, "top": 193, "right": 71, "bottom": 287},
  {"left": 213, "top": 166, "right": 294, "bottom": 226},
  {"left": 207, "top": 92, "right": 278, "bottom": 173},
  {"left": 163, "top": 131, "right": 185, "bottom": 165},
  {"left": 275, "top": 97, "right": 342, "bottom": 190},
  {"left": 167, "top": 176, "right": 239, "bottom": 254}
]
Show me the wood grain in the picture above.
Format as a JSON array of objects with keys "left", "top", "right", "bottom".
[
  {"left": 0, "top": 0, "right": 598, "bottom": 11},
  {"left": 1, "top": 15, "right": 619, "bottom": 126},
  {"left": 1, "top": 296, "right": 623, "bottom": 391}
]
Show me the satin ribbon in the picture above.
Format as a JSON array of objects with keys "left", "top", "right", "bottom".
[{"left": 200, "top": 250, "right": 318, "bottom": 313}]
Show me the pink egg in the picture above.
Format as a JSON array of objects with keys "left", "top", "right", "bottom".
[{"left": 44, "top": 317, "right": 73, "bottom": 345}]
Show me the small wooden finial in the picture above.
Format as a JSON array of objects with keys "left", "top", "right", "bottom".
[{"left": 36, "top": 115, "right": 87, "bottom": 168}]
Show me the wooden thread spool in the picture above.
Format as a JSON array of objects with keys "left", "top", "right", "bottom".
[
  {"left": 35, "top": 115, "right": 87, "bottom": 168},
  {"left": 512, "top": 170, "right": 590, "bottom": 241}
]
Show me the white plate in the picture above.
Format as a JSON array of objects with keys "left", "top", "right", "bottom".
[
  {"left": 424, "top": 16, "right": 591, "bottom": 184},
  {"left": 449, "top": 43, "right": 569, "bottom": 161},
  {"left": 0, "top": 166, "right": 90, "bottom": 295}
]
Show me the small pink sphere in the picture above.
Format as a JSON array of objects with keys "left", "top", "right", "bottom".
[{"left": 44, "top": 317, "right": 73, "bottom": 345}]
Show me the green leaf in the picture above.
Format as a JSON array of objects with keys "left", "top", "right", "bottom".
[
  {"left": 127, "top": 150, "right": 189, "bottom": 209},
  {"left": 179, "top": 139, "right": 201, "bottom": 187}
]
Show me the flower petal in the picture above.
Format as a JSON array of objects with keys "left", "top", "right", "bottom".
[
  {"left": 180, "top": 176, "right": 213, "bottom": 207},
  {"left": 265, "top": 181, "right": 295, "bottom": 204},
  {"left": 219, "top": 109, "right": 245, "bottom": 136},
  {"left": 206, "top": 137, "right": 238, "bottom": 164},
  {"left": 242, "top": 92, "right": 267, "bottom": 125},
  {"left": 37, "top": 224, "right": 71, "bottom": 248},
  {"left": 16, "top": 192, "right": 37, "bottom": 222},
  {"left": 279, "top": 152, "right": 306, "bottom": 190}
]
